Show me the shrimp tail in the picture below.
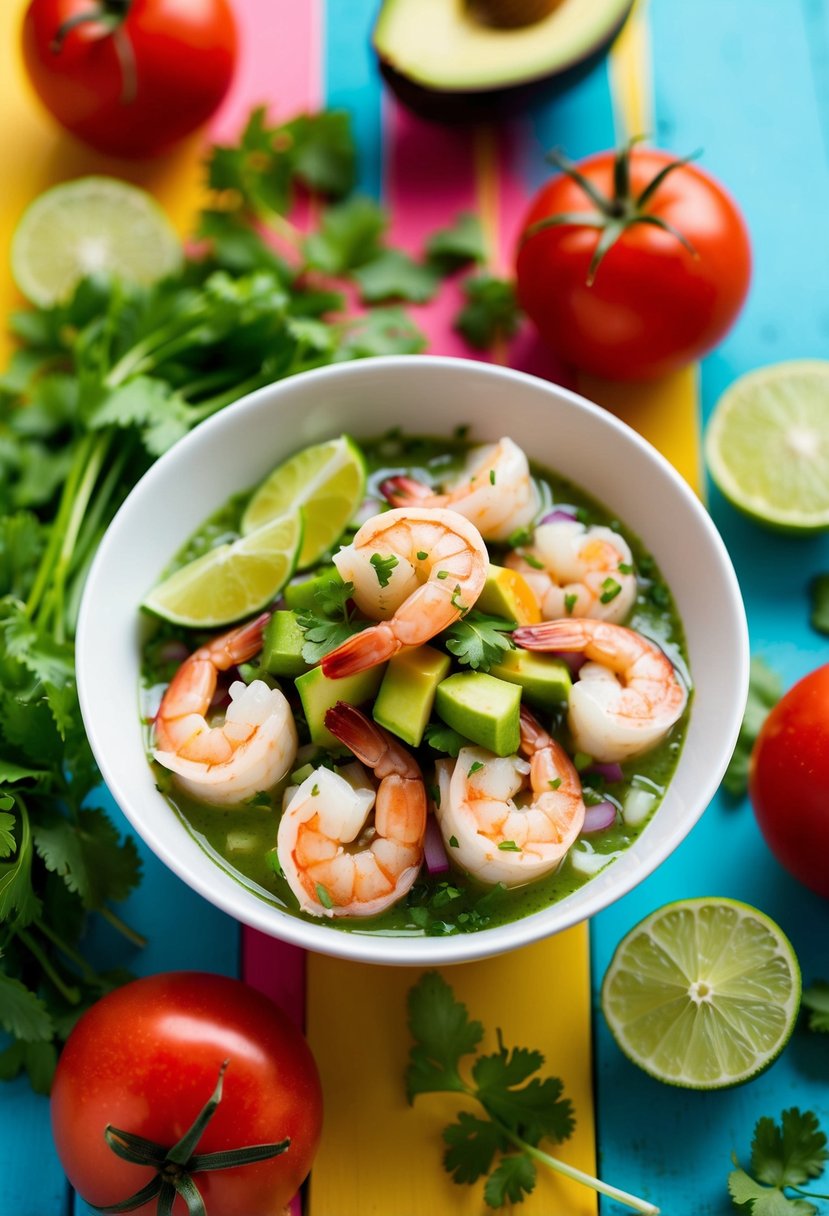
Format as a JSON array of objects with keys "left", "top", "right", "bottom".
[
  {"left": 218, "top": 611, "right": 272, "bottom": 666},
  {"left": 325, "top": 702, "right": 388, "bottom": 765},
  {"left": 321, "top": 622, "right": 399, "bottom": 678},
  {"left": 518, "top": 704, "right": 550, "bottom": 754},
  {"left": 513, "top": 620, "right": 586, "bottom": 652},
  {"left": 378, "top": 475, "right": 434, "bottom": 506}
]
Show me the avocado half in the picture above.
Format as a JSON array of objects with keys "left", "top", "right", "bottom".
[{"left": 373, "top": 0, "right": 635, "bottom": 123}]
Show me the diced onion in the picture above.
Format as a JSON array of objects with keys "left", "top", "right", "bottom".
[
  {"left": 587, "top": 761, "right": 624, "bottom": 784},
  {"left": 558, "top": 650, "right": 586, "bottom": 677},
  {"left": 539, "top": 507, "right": 578, "bottom": 525},
  {"left": 623, "top": 788, "right": 657, "bottom": 827},
  {"left": 580, "top": 801, "right": 618, "bottom": 834},
  {"left": 424, "top": 813, "right": 450, "bottom": 875},
  {"left": 158, "top": 640, "right": 189, "bottom": 665}
]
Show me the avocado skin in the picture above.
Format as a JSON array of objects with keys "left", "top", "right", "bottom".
[{"left": 376, "top": 0, "right": 633, "bottom": 124}]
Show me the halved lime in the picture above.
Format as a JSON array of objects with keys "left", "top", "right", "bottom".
[
  {"left": 11, "top": 177, "right": 182, "bottom": 307},
  {"left": 241, "top": 436, "right": 366, "bottom": 568},
  {"left": 143, "top": 512, "right": 303, "bottom": 628},
  {"left": 705, "top": 360, "right": 829, "bottom": 532},
  {"left": 601, "top": 897, "right": 801, "bottom": 1089}
]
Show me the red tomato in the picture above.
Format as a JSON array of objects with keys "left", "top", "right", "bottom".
[
  {"left": 50, "top": 972, "right": 323, "bottom": 1215},
  {"left": 749, "top": 664, "right": 829, "bottom": 899},
  {"left": 515, "top": 146, "right": 751, "bottom": 380},
  {"left": 21, "top": 0, "right": 237, "bottom": 157}
]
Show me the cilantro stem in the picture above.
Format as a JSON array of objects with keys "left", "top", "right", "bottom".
[
  {"left": 188, "top": 372, "right": 267, "bottom": 423},
  {"left": 499, "top": 1128, "right": 659, "bottom": 1215},
  {"left": 25, "top": 432, "right": 96, "bottom": 622},
  {"left": 34, "top": 917, "right": 101, "bottom": 986},
  {"left": 98, "top": 905, "right": 147, "bottom": 949},
  {"left": 792, "top": 1188, "right": 829, "bottom": 1200},
  {"left": 50, "top": 433, "right": 111, "bottom": 642},
  {"left": 17, "top": 928, "right": 81, "bottom": 1005}
]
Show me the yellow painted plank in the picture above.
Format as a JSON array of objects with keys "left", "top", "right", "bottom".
[{"left": 307, "top": 929, "right": 596, "bottom": 1216}]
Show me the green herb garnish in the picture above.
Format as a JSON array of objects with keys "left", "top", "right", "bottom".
[
  {"left": 449, "top": 835, "right": 460, "bottom": 849},
  {"left": 417, "top": 550, "right": 428, "bottom": 561},
  {"left": 370, "top": 552, "right": 399, "bottom": 587},
  {"left": 564, "top": 593, "right": 578, "bottom": 615},
  {"left": 424, "top": 723, "right": 471, "bottom": 757},
  {"left": 406, "top": 973, "right": 657, "bottom": 1212},
  {"left": 599, "top": 577, "right": 622, "bottom": 603},
  {"left": 467, "top": 761, "right": 485, "bottom": 777},
  {"left": 728, "top": 1109, "right": 829, "bottom": 1215},
  {"left": 443, "top": 610, "right": 515, "bottom": 671},
  {"left": 497, "top": 840, "right": 521, "bottom": 852},
  {"left": 315, "top": 883, "right": 335, "bottom": 909},
  {"left": 454, "top": 274, "right": 521, "bottom": 350}
]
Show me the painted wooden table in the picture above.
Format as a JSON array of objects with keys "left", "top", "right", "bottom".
[{"left": 1, "top": 2, "right": 828, "bottom": 1214}]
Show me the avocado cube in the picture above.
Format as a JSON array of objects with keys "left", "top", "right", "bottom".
[
  {"left": 435, "top": 672, "right": 521, "bottom": 757},
  {"left": 261, "top": 610, "right": 311, "bottom": 677},
  {"left": 475, "top": 563, "right": 541, "bottom": 625},
  {"left": 296, "top": 663, "right": 386, "bottom": 752},
  {"left": 283, "top": 565, "right": 344, "bottom": 612},
  {"left": 489, "top": 650, "right": 571, "bottom": 710},
  {"left": 373, "top": 645, "right": 452, "bottom": 747}
]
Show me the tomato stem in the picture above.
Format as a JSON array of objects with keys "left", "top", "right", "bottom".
[
  {"left": 92, "top": 1061, "right": 291, "bottom": 1216},
  {"left": 51, "top": 0, "right": 132, "bottom": 54}
]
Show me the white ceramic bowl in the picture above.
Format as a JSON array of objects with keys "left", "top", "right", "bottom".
[{"left": 77, "top": 356, "right": 749, "bottom": 966}]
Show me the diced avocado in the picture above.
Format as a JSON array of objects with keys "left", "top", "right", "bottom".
[
  {"left": 489, "top": 649, "right": 571, "bottom": 709},
  {"left": 262, "top": 610, "right": 311, "bottom": 677},
  {"left": 296, "top": 663, "right": 386, "bottom": 752},
  {"left": 475, "top": 563, "right": 541, "bottom": 625},
  {"left": 373, "top": 645, "right": 451, "bottom": 746},
  {"left": 435, "top": 672, "right": 521, "bottom": 757},
  {"left": 283, "top": 565, "right": 343, "bottom": 612}
]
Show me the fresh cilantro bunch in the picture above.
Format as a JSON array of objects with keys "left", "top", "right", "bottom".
[
  {"left": 0, "top": 104, "right": 500, "bottom": 1092},
  {"left": 406, "top": 972, "right": 658, "bottom": 1213},
  {"left": 729, "top": 1109, "right": 829, "bottom": 1215}
]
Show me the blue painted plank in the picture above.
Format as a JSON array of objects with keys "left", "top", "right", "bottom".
[
  {"left": 592, "top": 2, "right": 829, "bottom": 1213},
  {"left": 324, "top": 0, "right": 384, "bottom": 199}
]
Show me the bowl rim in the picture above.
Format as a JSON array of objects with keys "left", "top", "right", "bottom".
[{"left": 77, "top": 354, "right": 750, "bottom": 966}]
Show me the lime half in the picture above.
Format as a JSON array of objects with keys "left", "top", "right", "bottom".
[
  {"left": 241, "top": 435, "right": 366, "bottom": 569},
  {"left": 11, "top": 177, "right": 182, "bottom": 307},
  {"left": 143, "top": 512, "right": 303, "bottom": 628},
  {"left": 601, "top": 898, "right": 801, "bottom": 1090},
  {"left": 705, "top": 360, "right": 829, "bottom": 532}
]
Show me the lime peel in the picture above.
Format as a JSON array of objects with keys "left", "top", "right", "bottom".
[{"left": 601, "top": 896, "right": 801, "bottom": 1090}]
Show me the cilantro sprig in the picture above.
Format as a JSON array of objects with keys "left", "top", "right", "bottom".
[
  {"left": 406, "top": 972, "right": 658, "bottom": 1213},
  {"left": 802, "top": 982, "right": 829, "bottom": 1033},
  {"left": 443, "top": 611, "right": 516, "bottom": 671},
  {"left": 722, "top": 656, "right": 782, "bottom": 797},
  {"left": 297, "top": 578, "right": 368, "bottom": 665},
  {"left": 729, "top": 1109, "right": 829, "bottom": 1215}
]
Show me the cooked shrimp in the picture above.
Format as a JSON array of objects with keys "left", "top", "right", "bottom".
[
  {"left": 436, "top": 706, "right": 586, "bottom": 887},
  {"left": 277, "top": 703, "right": 426, "bottom": 918},
  {"left": 380, "top": 437, "right": 538, "bottom": 541},
  {"left": 514, "top": 618, "right": 688, "bottom": 762},
  {"left": 321, "top": 507, "right": 488, "bottom": 678},
  {"left": 506, "top": 519, "right": 636, "bottom": 623},
  {"left": 153, "top": 614, "right": 297, "bottom": 805}
]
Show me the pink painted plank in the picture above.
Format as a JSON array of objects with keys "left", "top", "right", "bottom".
[{"left": 241, "top": 930, "right": 306, "bottom": 1030}]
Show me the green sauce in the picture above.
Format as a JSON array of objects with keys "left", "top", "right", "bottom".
[{"left": 143, "top": 433, "right": 691, "bottom": 938}]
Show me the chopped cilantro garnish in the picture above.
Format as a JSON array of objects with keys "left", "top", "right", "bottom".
[
  {"left": 507, "top": 526, "right": 533, "bottom": 548},
  {"left": 573, "top": 752, "right": 593, "bottom": 771},
  {"left": 370, "top": 552, "right": 399, "bottom": 587},
  {"left": 489, "top": 469, "right": 496, "bottom": 485},
  {"left": 548, "top": 777, "right": 562, "bottom": 790},
  {"left": 424, "top": 723, "right": 471, "bottom": 757},
  {"left": 315, "top": 883, "right": 334, "bottom": 909},
  {"left": 428, "top": 783, "right": 441, "bottom": 808},
  {"left": 449, "top": 835, "right": 460, "bottom": 848},
  {"left": 417, "top": 550, "right": 428, "bottom": 561},
  {"left": 564, "top": 593, "right": 578, "bottom": 615},
  {"left": 443, "top": 610, "right": 515, "bottom": 671},
  {"left": 497, "top": 840, "right": 521, "bottom": 852},
  {"left": 618, "top": 561, "right": 634, "bottom": 575},
  {"left": 599, "top": 577, "right": 622, "bottom": 604},
  {"left": 451, "top": 585, "right": 468, "bottom": 614},
  {"left": 311, "top": 783, "right": 320, "bottom": 797},
  {"left": 437, "top": 569, "right": 449, "bottom": 579},
  {"left": 467, "top": 760, "right": 485, "bottom": 777},
  {"left": 520, "top": 552, "right": 544, "bottom": 571}
]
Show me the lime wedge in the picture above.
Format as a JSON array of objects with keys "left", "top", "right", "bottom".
[
  {"left": 705, "top": 360, "right": 829, "bottom": 532},
  {"left": 11, "top": 177, "right": 182, "bottom": 307},
  {"left": 601, "top": 898, "right": 801, "bottom": 1089},
  {"left": 241, "top": 436, "right": 366, "bottom": 569},
  {"left": 143, "top": 512, "right": 303, "bottom": 628}
]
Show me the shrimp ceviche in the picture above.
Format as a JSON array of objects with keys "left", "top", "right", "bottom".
[{"left": 141, "top": 430, "right": 691, "bottom": 936}]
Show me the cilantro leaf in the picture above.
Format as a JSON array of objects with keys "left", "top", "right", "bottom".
[
  {"left": 33, "top": 806, "right": 142, "bottom": 909},
  {"left": 353, "top": 250, "right": 441, "bottom": 304},
  {"left": 810, "top": 574, "right": 829, "bottom": 635},
  {"left": 483, "top": 1155, "right": 537, "bottom": 1208},
  {"left": 424, "top": 723, "right": 473, "bottom": 757},
  {"left": 281, "top": 110, "right": 356, "bottom": 197},
  {"left": 298, "top": 616, "right": 367, "bottom": 665},
  {"left": 0, "top": 974, "right": 53, "bottom": 1043},
  {"left": 802, "top": 981, "right": 829, "bottom": 1033},
  {"left": 722, "top": 657, "right": 782, "bottom": 796},
  {"left": 337, "top": 307, "right": 427, "bottom": 359},
  {"left": 304, "top": 197, "right": 387, "bottom": 274},
  {"left": 475, "top": 1045, "right": 574, "bottom": 1146},
  {"left": 406, "top": 971, "right": 484, "bottom": 1099},
  {"left": 0, "top": 806, "right": 41, "bottom": 928},
  {"left": 369, "top": 552, "right": 399, "bottom": 587},
  {"left": 0, "top": 1038, "right": 58, "bottom": 1095},
  {"left": 425, "top": 213, "right": 487, "bottom": 273},
  {"left": 443, "top": 1111, "right": 506, "bottom": 1184},
  {"left": 0, "top": 811, "right": 16, "bottom": 858},
  {"left": 751, "top": 1109, "right": 828, "bottom": 1188},
  {"left": 454, "top": 274, "right": 521, "bottom": 350},
  {"left": 728, "top": 1167, "right": 817, "bottom": 1216},
  {"left": 443, "top": 611, "right": 515, "bottom": 671}
]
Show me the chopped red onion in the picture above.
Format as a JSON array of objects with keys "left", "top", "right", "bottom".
[
  {"left": 539, "top": 507, "right": 578, "bottom": 525},
  {"left": 558, "top": 650, "right": 587, "bottom": 678},
  {"left": 580, "top": 801, "right": 618, "bottom": 834},
  {"left": 587, "top": 761, "right": 624, "bottom": 784},
  {"left": 424, "top": 814, "right": 450, "bottom": 875},
  {"left": 157, "top": 640, "right": 189, "bottom": 665}
]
